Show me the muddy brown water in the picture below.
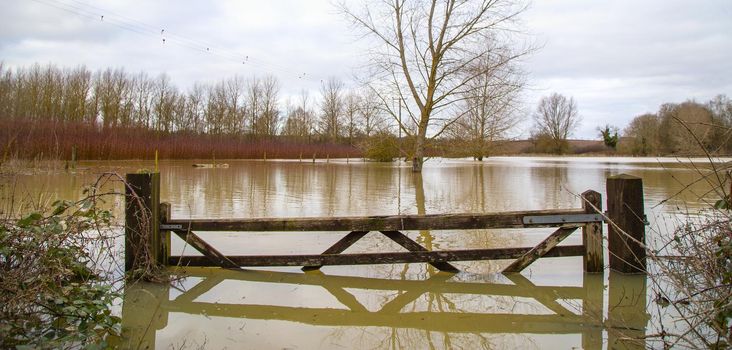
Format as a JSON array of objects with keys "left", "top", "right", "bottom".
[{"left": 2, "top": 157, "right": 724, "bottom": 349}]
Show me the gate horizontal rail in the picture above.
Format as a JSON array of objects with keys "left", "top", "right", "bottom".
[
  {"left": 169, "top": 244, "right": 585, "bottom": 267},
  {"left": 162, "top": 209, "right": 595, "bottom": 231}
]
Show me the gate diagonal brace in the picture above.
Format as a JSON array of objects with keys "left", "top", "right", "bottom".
[
  {"left": 173, "top": 230, "right": 241, "bottom": 270},
  {"left": 380, "top": 231, "right": 459, "bottom": 273},
  {"left": 502, "top": 225, "right": 580, "bottom": 273},
  {"left": 303, "top": 231, "right": 369, "bottom": 271}
]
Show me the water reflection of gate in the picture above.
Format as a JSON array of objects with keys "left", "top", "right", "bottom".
[{"left": 117, "top": 268, "right": 649, "bottom": 349}]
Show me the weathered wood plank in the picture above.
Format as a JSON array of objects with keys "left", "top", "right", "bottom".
[
  {"left": 172, "top": 230, "right": 241, "bottom": 269},
  {"left": 380, "top": 231, "right": 459, "bottom": 272},
  {"left": 502, "top": 226, "right": 579, "bottom": 273},
  {"left": 170, "top": 245, "right": 584, "bottom": 267},
  {"left": 302, "top": 231, "right": 369, "bottom": 271},
  {"left": 581, "top": 190, "right": 603, "bottom": 273},
  {"left": 165, "top": 208, "right": 587, "bottom": 232},
  {"left": 159, "top": 202, "right": 172, "bottom": 266}
]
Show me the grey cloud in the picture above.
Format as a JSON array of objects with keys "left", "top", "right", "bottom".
[{"left": 1, "top": 0, "right": 730, "bottom": 139}]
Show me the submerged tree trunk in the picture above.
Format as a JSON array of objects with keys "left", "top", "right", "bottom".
[{"left": 412, "top": 115, "right": 429, "bottom": 172}]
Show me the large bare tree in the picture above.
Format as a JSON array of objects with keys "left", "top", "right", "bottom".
[
  {"left": 341, "top": 0, "right": 530, "bottom": 171},
  {"left": 533, "top": 93, "right": 580, "bottom": 154}
]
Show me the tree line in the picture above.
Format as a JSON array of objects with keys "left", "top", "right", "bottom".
[
  {"left": 0, "top": 62, "right": 392, "bottom": 141},
  {"left": 0, "top": 58, "right": 529, "bottom": 161},
  {"left": 619, "top": 95, "right": 732, "bottom": 156}
]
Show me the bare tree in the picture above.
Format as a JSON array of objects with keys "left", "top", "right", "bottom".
[
  {"left": 448, "top": 44, "right": 524, "bottom": 160},
  {"left": 344, "top": 92, "right": 361, "bottom": 144},
  {"left": 152, "top": 73, "right": 178, "bottom": 133},
  {"left": 245, "top": 76, "right": 261, "bottom": 135},
  {"left": 358, "top": 90, "right": 387, "bottom": 138},
  {"left": 532, "top": 93, "right": 580, "bottom": 154},
  {"left": 341, "top": 0, "right": 531, "bottom": 171},
  {"left": 130, "top": 72, "right": 154, "bottom": 128},
  {"left": 319, "top": 77, "right": 344, "bottom": 142},
  {"left": 61, "top": 66, "right": 92, "bottom": 124},
  {"left": 658, "top": 101, "right": 715, "bottom": 154},
  {"left": 95, "top": 68, "right": 132, "bottom": 130},
  {"left": 282, "top": 91, "right": 315, "bottom": 140},
  {"left": 0, "top": 62, "right": 13, "bottom": 119},
  {"left": 252, "top": 75, "right": 280, "bottom": 137},
  {"left": 621, "top": 113, "right": 660, "bottom": 156},
  {"left": 182, "top": 83, "right": 206, "bottom": 133},
  {"left": 707, "top": 94, "right": 732, "bottom": 153}
]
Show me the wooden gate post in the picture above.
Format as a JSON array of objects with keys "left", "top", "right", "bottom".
[
  {"left": 159, "top": 202, "right": 172, "bottom": 267},
  {"left": 582, "top": 190, "right": 603, "bottom": 272},
  {"left": 125, "top": 172, "right": 161, "bottom": 272},
  {"left": 606, "top": 174, "right": 646, "bottom": 274}
]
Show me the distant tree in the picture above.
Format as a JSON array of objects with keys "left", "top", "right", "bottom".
[
  {"left": 282, "top": 91, "right": 315, "bottom": 140},
  {"left": 252, "top": 75, "right": 280, "bottom": 137},
  {"left": 598, "top": 124, "right": 619, "bottom": 150},
  {"left": 361, "top": 130, "right": 400, "bottom": 162},
  {"left": 532, "top": 93, "right": 580, "bottom": 154},
  {"left": 357, "top": 91, "right": 387, "bottom": 138},
  {"left": 130, "top": 72, "right": 154, "bottom": 128},
  {"left": 707, "top": 94, "right": 732, "bottom": 153},
  {"left": 0, "top": 62, "right": 13, "bottom": 119},
  {"left": 222, "top": 76, "right": 244, "bottom": 134},
  {"left": 341, "top": 0, "right": 531, "bottom": 171},
  {"left": 318, "top": 77, "right": 344, "bottom": 142},
  {"left": 621, "top": 114, "right": 660, "bottom": 156},
  {"left": 182, "top": 83, "right": 206, "bottom": 133},
  {"left": 152, "top": 73, "right": 177, "bottom": 133},
  {"left": 447, "top": 45, "right": 524, "bottom": 160},
  {"left": 61, "top": 66, "right": 92, "bottom": 124},
  {"left": 95, "top": 68, "right": 132, "bottom": 130},
  {"left": 343, "top": 92, "right": 361, "bottom": 144},
  {"left": 658, "top": 101, "right": 714, "bottom": 154}
]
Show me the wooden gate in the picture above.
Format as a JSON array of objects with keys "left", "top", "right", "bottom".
[{"left": 124, "top": 173, "right": 646, "bottom": 275}]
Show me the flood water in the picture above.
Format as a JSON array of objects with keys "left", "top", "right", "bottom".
[{"left": 2, "top": 157, "right": 727, "bottom": 349}]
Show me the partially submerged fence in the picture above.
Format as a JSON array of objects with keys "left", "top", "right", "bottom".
[{"left": 124, "top": 172, "right": 646, "bottom": 275}]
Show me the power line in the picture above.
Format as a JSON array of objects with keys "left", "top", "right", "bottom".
[{"left": 29, "top": 0, "right": 313, "bottom": 81}]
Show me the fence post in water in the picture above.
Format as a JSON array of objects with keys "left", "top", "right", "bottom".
[
  {"left": 159, "top": 202, "right": 172, "bottom": 266},
  {"left": 606, "top": 174, "right": 646, "bottom": 274},
  {"left": 124, "top": 172, "right": 162, "bottom": 273},
  {"left": 581, "top": 190, "right": 603, "bottom": 273},
  {"left": 71, "top": 145, "right": 77, "bottom": 170}
]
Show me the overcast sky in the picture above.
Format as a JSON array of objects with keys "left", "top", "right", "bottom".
[{"left": 1, "top": 0, "right": 731, "bottom": 139}]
